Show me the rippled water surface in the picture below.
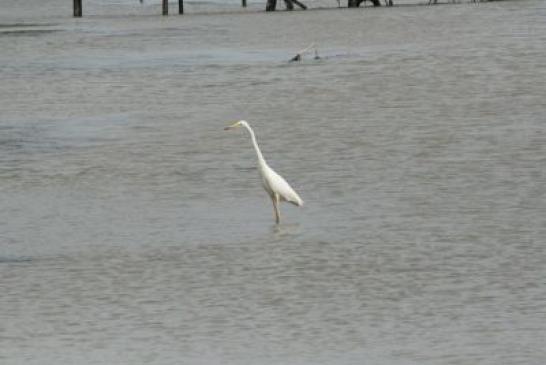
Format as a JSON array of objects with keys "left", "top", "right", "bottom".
[{"left": 1, "top": 1, "right": 546, "bottom": 364}]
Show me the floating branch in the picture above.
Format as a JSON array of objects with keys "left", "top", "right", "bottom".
[{"left": 289, "top": 43, "right": 319, "bottom": 62}]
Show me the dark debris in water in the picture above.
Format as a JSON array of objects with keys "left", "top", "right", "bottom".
[
  {"left": 0, "top": 23, "right": 58, "bottom": 28},
  {"left": 0, "top": 29, "right": 60, "bottom": 37},
  {"left": 0, "top": 256, "right": 33, "bottom": 264},
  {"left": 0, "top": 23, "right": 60, "bottom": 37}
]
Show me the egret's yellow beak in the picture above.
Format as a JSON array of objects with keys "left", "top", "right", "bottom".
[{"left": 224, "top": 121, "right": 240, "bottom": 130}]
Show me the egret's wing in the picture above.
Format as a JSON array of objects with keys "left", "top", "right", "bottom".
[{"left": 265, "top": 166, "right": 304, "bottom": 206}]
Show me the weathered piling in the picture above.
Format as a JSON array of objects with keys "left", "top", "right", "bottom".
[
  {"left": 74, "top": 0, "right": 82, "bottom": 17},
  {"left": 162, "top": 0, "right": 168, "bottom": 15},
  {"left": 270, "top": 0, "right": 306, "bottom": 11},
  {"left": 348, "top": 0, "right": 381, "bottom": 6},
  {"left": 266, "top": 0, "right": 277, "bottom": 11},
  {"left": 292, "top": 0, "right": 307, "bottom": 9},
  {"left": 242, "top": 0, "right": 247, "bottom": 7},
  {"left": 179, "top": 0, "right": 184, "bottom": 13},
  {"left": 285, "top": 0, "right": 294, "bottom": 10}
]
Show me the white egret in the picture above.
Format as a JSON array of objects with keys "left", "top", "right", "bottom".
[{"left": 224, "top": 120, "right": 303, "bottom": 224}]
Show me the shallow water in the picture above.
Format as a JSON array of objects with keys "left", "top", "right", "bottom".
[{"left": 1, "top": 1, "right": 546, "bottom": 364}]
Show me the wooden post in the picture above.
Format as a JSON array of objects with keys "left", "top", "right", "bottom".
[
  {"left": 242, "top": 0, "right": 247, "bottom": 7},
  {"left": 284, "top": 0, "right": 294, "bottom": 10},
  {"left": 179, "top": 0, "right": 184, "bottom": 13},
  {"left": 162, "top": 0, "right": 168, "bottom": 15},
  {"left": 266, "top": 0, "right": 277, "bottom": 11},
  {"left": 74, "top": 0, "right": 82, "bottom": 17},
  {"left": 349, "top": 0, "right": 380, "bottom": 6},
  {"left": 292, "top": 0, "right": 307, "bottom": 9}
]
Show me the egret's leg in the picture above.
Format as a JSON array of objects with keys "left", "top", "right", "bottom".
[{"left": 271, "top": 194, "right": 281, "bottom": 224}]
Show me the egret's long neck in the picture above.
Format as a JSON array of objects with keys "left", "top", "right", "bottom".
[{"left": 244, "top": 124, "right": 267, "bottom": 166}]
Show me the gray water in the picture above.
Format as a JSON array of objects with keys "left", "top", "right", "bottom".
[{"left": 1, "top": 1, "right": 546, "bottom": 364}]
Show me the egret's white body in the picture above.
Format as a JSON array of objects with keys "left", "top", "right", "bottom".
[{"left": 225, "top": 120, "right": 303, "bottom": 224}]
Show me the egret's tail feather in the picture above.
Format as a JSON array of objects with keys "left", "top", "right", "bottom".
[{"left": 291, "top": 196, "right": 304, "bottom": 207}]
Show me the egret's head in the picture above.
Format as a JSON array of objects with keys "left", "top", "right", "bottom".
[{"left": 224, "top": 120, "right": 248, "bottom": 130}]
